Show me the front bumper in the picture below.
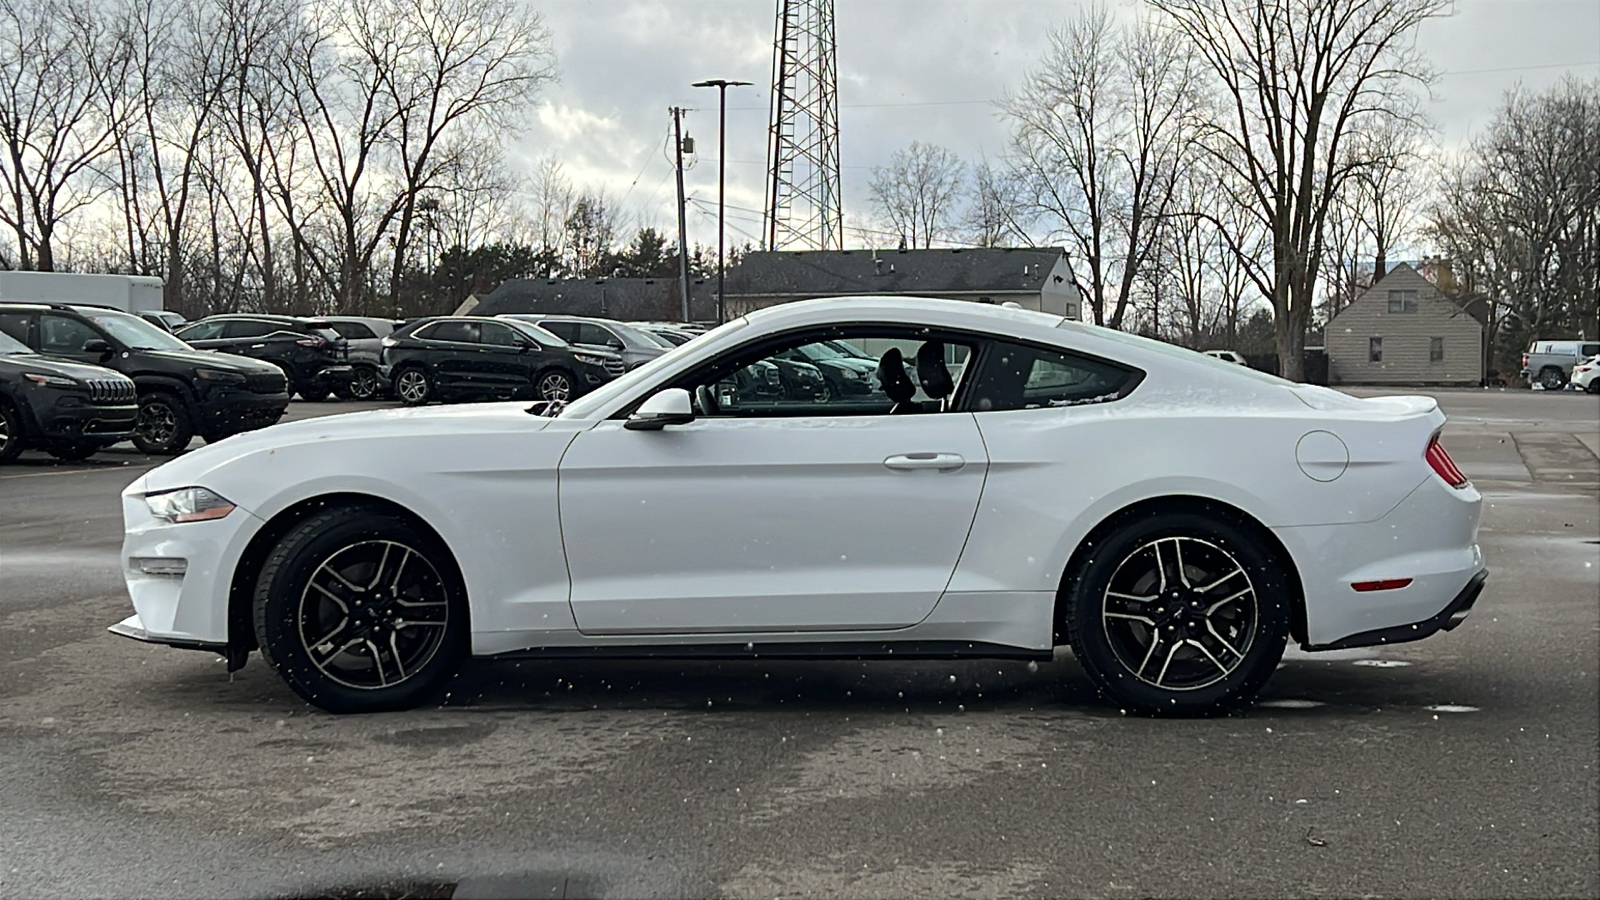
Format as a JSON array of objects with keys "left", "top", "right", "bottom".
[
  {"left": 194, "top": 389, "right": 289, "bottom": 433},
  {"left": 38, "top": 400, "right": 138, "bottom": 443},
  {"left": 109, "top": 612, "right": 226, "bottom": 654}
]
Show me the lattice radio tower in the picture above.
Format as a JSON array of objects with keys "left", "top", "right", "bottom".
[{"left": 763, "top": 0, "right": 842, "bottom": 251}]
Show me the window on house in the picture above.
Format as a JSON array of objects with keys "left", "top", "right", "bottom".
[
  {"left": 1429, "top": 337, "right": 1444, "bottom": 362},
  {"left": 1369, "top": 337, "right": 1383, "bottom": 362},
  {"left": 1387, "top": 290, "right": 1418, "bottom": 313}
]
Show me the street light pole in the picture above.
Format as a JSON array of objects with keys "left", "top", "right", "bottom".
[{"left": 692, "top": 78, "right": 750, "bottom": 325}]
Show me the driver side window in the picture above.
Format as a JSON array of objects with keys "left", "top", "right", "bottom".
[
  {"left": 688, "top": 329, "right": 973, "bottom": 418},
  {"left": 39, "top": 314, "right": 101, "bottom": 353}
]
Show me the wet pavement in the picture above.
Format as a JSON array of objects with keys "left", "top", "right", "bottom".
[{"left": 1, "top": 389, "right": 1596, "bottom": 898}]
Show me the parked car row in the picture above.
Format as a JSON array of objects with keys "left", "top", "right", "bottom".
[
  {"left": 0, "top": 301, "right": 290, "bottom": 462},
  {"left": 1522, "top": 339, "right": 1600, "bottom": 390}
]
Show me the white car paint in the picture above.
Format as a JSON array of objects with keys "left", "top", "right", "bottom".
[
  {"left": 114, "top": 296, "right": 1484, "bottom": 683},
  {"left": 1571, "top": 355, "right": 1600, "bottom": 392}
]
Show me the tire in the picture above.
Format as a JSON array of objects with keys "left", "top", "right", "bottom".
[
  {"left": 132, "top": 391, "right": 194, "bottom": 455},
  {"left": 393, "top": 366, "right": 432, "bottom": 406},
  {"left": 347, "top": 366, "right": 381, "bottom": 401},
  {"left": 299, "top": 388, "right": 329, "bottom": 403},
  {"left": 1063, "top": 510, "right": 1290, "bottom": 716},
  {"left": 1586, "top": 379, "right": 1600, "bottom": 395},
  {"left": 0, "top": 402, "right": 23, "bottom": 463},
  {"left": 252, "top": 505, "right": 468, "bottom": 714},
  {"left": 535, "top": 368, "right": 575, "bottom": 403},
  {"left": 1539, "top": 366, "right": 1567, "bottom": 391},
  {"left": 47, "top": 442, "right": 99, "bottom": 461}
]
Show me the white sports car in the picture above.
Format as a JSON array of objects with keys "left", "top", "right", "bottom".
[{"left": 111, "top": 297, "right": 1486, "bottom": 715}]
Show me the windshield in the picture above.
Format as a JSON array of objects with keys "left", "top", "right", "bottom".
[
  {"left": 81, "top": 309, "right": 191, "bottom": 351},
  {"left": 505, "top": 319, "right": 570, "bottom": 347},
  {"left": 558, "top": 317, "right": 751, "bottom": 418},
  {"left": 0, "top": 329, "right": 32, "bottom": 355}
]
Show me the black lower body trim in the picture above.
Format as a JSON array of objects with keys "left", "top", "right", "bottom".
[
  {"left": 487, "top": 640, "right": 1052, "bottom": 662},
  {"left": 1302, "top": 569, "right": 1488, "bottom": 651}
]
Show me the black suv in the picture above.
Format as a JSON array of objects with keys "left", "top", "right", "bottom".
[
  {"left": 380, "top": 316, "right": 625, "bottom": 405},
  {"left": 0, "top": 302, "right": 290, "bottom": 454},
  {"left": 0, "top": 326, "right": 137, "bottom": 462},
  {"left": 176, "top": 315, "right": 353, "bottom": 401}
]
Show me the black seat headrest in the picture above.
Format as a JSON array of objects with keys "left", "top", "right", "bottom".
[
  {"left": 916, "top": 341, "right": 954, "bottom": 400},
  {"left": 876, "top": 347, "right": 917, "bottom": 404}
]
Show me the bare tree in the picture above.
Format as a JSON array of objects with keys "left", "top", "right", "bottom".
[
  {"left": 867, "top": 141, "right": 966, "bottom": 249},
  {"left": 0, "top": 0, "right": 136, "bottom": 270},
  {"left": 1004, "top": 7, "right": 1196, "bottom": 328},
  {"left": 962, "top": 158, "right": 1035, "bottom": 248},
  {"left": 564, "top": 191, "right": 618, "bottom": 278},
  {"left": 1149, "top": 0, "right": 1448, "bottom": 380}
]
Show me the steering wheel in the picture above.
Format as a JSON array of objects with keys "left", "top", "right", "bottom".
[{"left": 694, "top": 384, "right": 721, "bottom": 416}]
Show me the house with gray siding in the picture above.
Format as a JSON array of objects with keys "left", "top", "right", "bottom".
[{"left": 1326, "top": 264, "right": 1485, "bottom": 386}]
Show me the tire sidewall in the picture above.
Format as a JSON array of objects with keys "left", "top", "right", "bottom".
[
  {"left": 1066, "top": 511, "right": 1289, "bottom": 715},
  {"left": 253, "top": 508, "right": 468, "bottom": 713}
]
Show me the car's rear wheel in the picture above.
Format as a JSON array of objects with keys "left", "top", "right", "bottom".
[
  {"left": 535, "top": 368, "right": 574, "bottom": 402},
  {"left": 1585, "top": 379, "right": 1599, "bottom": 395},
  {"left": 1539, "top": 366, "right": 1567, "bottom": 391},
  {"left": 132, "top": 391, "right": 194, "bottom": 455},
  {"left": 253, "top": 506, "right": 468, "bottom": 713},
  {"left": 1064, "top": 510, "right": 1289, "bottom": 715},
  {"left": 0, "top": 402, "right": 24, "bottom": 463},
  {"left": 347, "top": 366, "right": 381, "bottom": 400},
  {"left": 393, "top": 366, "right": 432, "bottom": 406}
]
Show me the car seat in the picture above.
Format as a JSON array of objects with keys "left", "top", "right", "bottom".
[
  {"left": 916, "top": 341, "right": 954, "bottom": 411},
  {"left": 876, "top": 347, "right": 919, "bottom": 413}
]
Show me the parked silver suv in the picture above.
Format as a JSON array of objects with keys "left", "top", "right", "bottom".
[{"left": 318, "top": 316, "right": 406, "bottom": 399}]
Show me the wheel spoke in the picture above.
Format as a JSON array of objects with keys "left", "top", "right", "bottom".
[
  {"left": 1206, "top": 620, "right": 1244, "bottom": 659},
  {"left": 1196, "top": 566, "right": 1246, "bottom": 593},
  {"left": 387, "top": 631, "right": 408, "bottom": 681},
  {"left": 1154, "top": 640, "right": 1183, "bottom": 687},
  {"left": 312, "top": 635, "right": 364, "bottom": 666},
  {"left": 1207, "top": 587, "right": 1253, "bottom": 615},
  {"left": 307, "top": 579, "right": 351, "bottom": 613},
  {"left": 315, "top": 560, "right": 364, "bottom": 594},
  {"left": 1191, "top": 637, "right": 1229, "bottom": 674},
  {"left": 364, "top": 638, "right": 390, "bottom": 686},
  {"left": 307, "top": 617, "right": 351, "bottom": 650},
  {"left": 385, "top": 545, "right": 412, "bottom": 592},
  {"left": 1136, "top": 630, "right": 1164, "bottom": 678}
]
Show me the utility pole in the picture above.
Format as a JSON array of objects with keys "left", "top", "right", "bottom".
[
  {"left": 671, "top": 107, "right": 693, "bottom": 323},
  {"left": 693, "top": 78, "right": 751, "bottom": 324}
]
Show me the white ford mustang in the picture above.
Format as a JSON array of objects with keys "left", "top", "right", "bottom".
[{"left": 111, "top": 297, "right": 1486, "bottom": 715}]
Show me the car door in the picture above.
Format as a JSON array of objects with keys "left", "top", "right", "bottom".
[
  {"left": 556, "top": 329, "right": 989, "bottom": 635},
  {"left": 418, "top": 320, "right": 483, "bottom": 390},
  {"left": 477, "top": 321, "right": 537, "bottom": 393}
]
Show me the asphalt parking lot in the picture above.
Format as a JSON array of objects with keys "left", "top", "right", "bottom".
[{"left": 1, "top": 389, "right": 1596, "bottom": 899}]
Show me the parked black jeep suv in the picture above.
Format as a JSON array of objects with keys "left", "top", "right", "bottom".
[
  {"left": 0, "top": 327, "right": 137, "bottom": 462},
  {"left": 0, "top": 302, "right": 290, "bottom": 454},
  {"left": 176, "top": 315, "right": 352, "bottom": 401}
]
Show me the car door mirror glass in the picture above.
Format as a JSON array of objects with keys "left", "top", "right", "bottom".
[
  {"left": 625, "top": 388, "right": 695, "bottom": 430},
  {"left": 82, "top": 339, "right": 113, "bottom": 356}
]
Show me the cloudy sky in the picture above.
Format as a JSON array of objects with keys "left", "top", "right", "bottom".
[{"left": 520, "top": 0, "right": 1600, "bottom": 250}]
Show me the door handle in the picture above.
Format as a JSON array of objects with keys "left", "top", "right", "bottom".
[{"left": 884, "top": 452, "right": 966, "bottom": 472}]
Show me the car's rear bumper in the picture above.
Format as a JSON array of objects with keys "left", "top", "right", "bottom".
[
  {"left": 1302, "top": 569, "right": 1487, "bottom": 650},
  {"left": 1276, "top": 473, "right": 1484, "bottom": 648}
]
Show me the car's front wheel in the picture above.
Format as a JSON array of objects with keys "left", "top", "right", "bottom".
[
  {"left": 1064, "top": 510, "right": 1289, "bottom": 715},
  {"left": 132, "top": 391, "right": 194, "bottom": 455},
  {"left": 253, "top": 506, "right": 468, "bottom": 713},
  {"left": 0, "top": 402, "right": 24, "bottom": 463},
  {"left": 535, "top": 368, "right": 574, "bottom": 403}
]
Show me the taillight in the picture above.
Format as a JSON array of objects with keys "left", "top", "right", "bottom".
[
  {"left": 296, "top": 336, "right": 327, "bottom": 348},
  {"left": 1426, "top": 434, "right": 1469, "bottom": 488},
  {"left": 1521, "top": 353, "right": 1529, "bottom": 369}
]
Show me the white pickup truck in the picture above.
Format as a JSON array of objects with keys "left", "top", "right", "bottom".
[{"left": 1522, "top": 339, "right": 1600, "bottom": 390}]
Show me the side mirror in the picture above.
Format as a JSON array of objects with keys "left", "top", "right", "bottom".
[
  {"left": 607, "top": 340, "right": 625, "bottom": 351},
  {"left": 625, "top": 388, "right": 695, "bottom": 431},
  {"left": 82, "top": 339, "right": 113, "bottom": 358}
]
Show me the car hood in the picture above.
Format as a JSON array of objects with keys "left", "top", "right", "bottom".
[
  {"left": 816, "top": 357, "right": 875, "bottom": 374},
  {"left": 140, "top": 402, "right": 557, "bottom": 494},
  {"left": 0, "top": 353, "right": 130, "bottom": 381},
  {"left": 136, "top": 348, "right": 284, "bottom": 375}
]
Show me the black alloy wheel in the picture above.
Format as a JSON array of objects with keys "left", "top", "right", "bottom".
[
  {"left": 348, "top": 366, "right": 381, "bottom": 400},
  {"left": 132, "top": 392, "right": 194, "bottom": 455},
  {"left": 393, "top": 367, "right": 432, "bottom": 406},
  {"left": 253, "top": 506, "right": 467, "bottom": 713},
  {"left": 1539, "top": 367, "right": 1568, "bottom": 391},
  {"left": 1065, "top": 510, "right": 1289, "bottom": 715},
  {"left": 536, "top": 369, "right": 574, "bottom": 403},
  {"left": 0, "top": 403, "right": 22, "bottom": 463}
]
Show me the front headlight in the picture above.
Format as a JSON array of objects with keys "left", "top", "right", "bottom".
[
  {"left": 24, "top": 372, "right": 78, "bottom": 387},
  {"left": 572, "top": 353, "right": 611, "bottom": 366},
  {"left": 194, "top": 367, "right": 245, "bottom": 385},
  {"left": 145, "top": 487, "right": 236, "bottom": 523}
]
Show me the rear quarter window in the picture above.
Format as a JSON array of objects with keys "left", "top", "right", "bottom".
[{"left": 967, "top": 340, "right": 1141, "bottom": 412}]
